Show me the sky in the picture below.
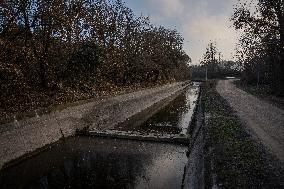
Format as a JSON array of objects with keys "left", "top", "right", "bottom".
[{"left": 124, "top": 0, "right": 241, "bottom": 65}]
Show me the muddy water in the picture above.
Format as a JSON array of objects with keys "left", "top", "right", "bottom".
[
  {"left": 0, "top": 137, "right": 188, "bottom": 189},
  {"left": 0, "top": 84, "right": 200, "bottom": 189}
]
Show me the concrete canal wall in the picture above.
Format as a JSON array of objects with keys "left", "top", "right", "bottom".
[{"left": 0, "top": 82, "right": 189, "bottom": 169}]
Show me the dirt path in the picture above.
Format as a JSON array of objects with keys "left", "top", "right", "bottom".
[{"left": 216, "top": 80, "right": 284, "bottom": 163}]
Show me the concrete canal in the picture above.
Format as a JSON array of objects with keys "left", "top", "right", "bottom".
[{"left": 0, "top": 83, "right": 202, "bottom": 189}]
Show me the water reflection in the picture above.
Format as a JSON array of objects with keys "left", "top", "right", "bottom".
[
  {"left": 0, "top": 137, "right": 188, "bottom": 189},
  {"left": 119, "top": 86, "right": 199, "bottom": 135},
  {"left": 0, "top": 84, "right": 200, "bottom": 189},
  {"left": 178, "top": 87, "right": 199, "bottom": 134}
]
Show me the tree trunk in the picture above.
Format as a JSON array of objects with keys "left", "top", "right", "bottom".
[
  {"left": 39, "top": 58, "right": 48, "bottom": 89},
  {"left": 278, "top": 10, "right": 284, "bottom": 96},
  {"left": 274, "top": 2, "right": 284, "bottom": 96}
]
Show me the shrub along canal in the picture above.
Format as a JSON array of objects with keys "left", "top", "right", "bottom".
[{"left": 0, "top": 84, "right": 201, "bottom": 189}]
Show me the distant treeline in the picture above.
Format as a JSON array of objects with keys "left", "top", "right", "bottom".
[
  {"left": 232, "top": 0, "right": 284, "bottom": 96},
  {"left": 191, "top": 42, "right": 241, "bottom": 80},
  {"left": 191, "top": 61, "right": 241, "bottom": 80},
  {"left": 0, "top": 0, "right": 190, "bottom": 101}
]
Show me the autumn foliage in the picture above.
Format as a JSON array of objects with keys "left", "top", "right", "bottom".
[{"left": 0, "top": 0, "right": 191, "bottom": 119}]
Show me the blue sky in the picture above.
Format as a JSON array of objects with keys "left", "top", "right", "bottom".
[{"left": 124, "top": 0, "right": 240, "bottom": 65}]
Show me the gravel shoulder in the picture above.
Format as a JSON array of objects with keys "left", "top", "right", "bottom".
[
  {"left": 233, "top": 81, "right": 284, "bottom": 110},
  {"left": 216, "top": 80, "right": 284, "bottom": 163},
  {"left": 203, "top": 81, "right": 283, "bottom": 188}
]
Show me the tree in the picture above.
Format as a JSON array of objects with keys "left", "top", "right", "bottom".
[
  {"left": 232, "top": 0, "right": 284, "bottom": 95},
  {"left": 201, "top": 42, "right": 219, "bottom": 78},
  {"left": 0, "top": 0, "right": 191, "bottom": 99}
]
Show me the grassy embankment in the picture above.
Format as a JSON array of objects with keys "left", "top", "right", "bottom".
[{"left": 203, "top": 81, "right": 283, "bottom": 189}]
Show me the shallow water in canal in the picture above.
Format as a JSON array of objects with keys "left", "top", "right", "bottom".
[
  {"left": 0, "top": 84, "right": 200, "bottom": 189},
  {"left": 113, "top": 85, "right": 199, "bottom": 135},
  {"left": 140, "top": 85, "right": 199, "bottom": 135},
  {"left": 0, "top": 137, "right": 188, "bottom": 189}
]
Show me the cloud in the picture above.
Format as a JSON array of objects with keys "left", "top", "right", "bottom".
[
  {"left": 183, "top": 14, "right": 238, "bottom": 61},
  {"left": 125, "top": 0, "right": 239, "bottom": 64},
  {"left": 145, "top": 0, "right": 185, "bottom": 18}
]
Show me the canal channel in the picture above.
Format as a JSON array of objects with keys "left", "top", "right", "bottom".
[{"left": 0, "top": 83, "right": 201, "bottom": 189}]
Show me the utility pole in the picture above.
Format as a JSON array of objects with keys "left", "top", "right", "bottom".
[
  {"left": 257, "top": 60, "right": 260, "bottom": 89},
  {"left": 205, "top": 65, "right": 208, "bottom": 82},
  {"left": 257, "top": 70, "right": 260, "bottom": 89}
]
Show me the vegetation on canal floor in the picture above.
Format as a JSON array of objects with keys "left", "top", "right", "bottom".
[{"left": 203, "top": 81, "right": 283, "bottom": 189}]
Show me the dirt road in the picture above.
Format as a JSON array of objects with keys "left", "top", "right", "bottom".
[{"left": 216, "top": 80, "right": 284, "bottom": 163}]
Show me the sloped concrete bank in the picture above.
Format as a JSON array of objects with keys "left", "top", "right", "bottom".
[
  {"left": 183, "top": 86, "right": 205, "bottom": 189},
  {"left": 83, "top": 83, "right": 201, "bottom": 146},
  {"left": 0, "top": 82, "right": 189, "bottom": 169}
]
